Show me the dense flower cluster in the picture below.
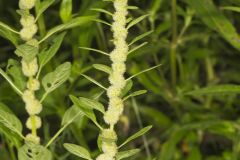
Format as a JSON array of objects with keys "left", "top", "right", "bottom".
[
  {"left": 97, "top": 0, "right": 129, "bottom": 159},
  {"left": 18, "top": 0, "right": 41, "bottom": 144}
]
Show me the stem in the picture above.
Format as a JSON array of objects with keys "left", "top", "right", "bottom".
[
  {"left": 31, "top": 115, "right": 37, "bottom": 136},
  {"left": 132, "top": 98, "right": 152, "bottom": 160},
  {"left": 170, "top": 0, "right": 178, "bottom": 87}
]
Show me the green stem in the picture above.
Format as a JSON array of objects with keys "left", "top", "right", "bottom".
[
  {"left": 170, "top": 0, "right": 178, "bottom": 87},
  {"left": 31, "top": 115, "right": 37, "bottom": 136}
]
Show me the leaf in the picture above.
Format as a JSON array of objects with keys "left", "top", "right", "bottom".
[
  {"left": 60, "top": 0, "right": 72, "bottom": 23},
  {"left": 63, "top": 143, "right": 92, "bottom": 160},
  {"left": 70, "top": 95, "right": 101, "bottom": 129},
  {"left": 0, "top": 108, "right": 23, "bottom": 139},
  {"left": 127, "top": 14, "right": 150, "bottom": 29},
  {"left": 6, "top": 59, "right": 26, "bottom": 91},
  {"left": 15, "top": 44, "right": 39, "bottom": 63},
  {"left": 81, "top": 74, "right": 107, "bottom": 90},
  {"left": 120, "top": 80, "right": 133, "bottom": 97},
  {"left": 0, "top": 68, "right": 23, "bottom": 95},
  {"left": 42, "top": 62, "right": 71, "bottom": 93},
  {"left": 159, "top": 129, "right": 186, "bottom": 160},
  {"left": 39, "top": 16, "right": 94, "bottom": 43},
  {"left": 128, "top": 42, "right": 148, "bottom": 55},
  {"left": 18, "top": 142, "right": 52, "bottom": 160},
  {"left": 126, "top": 64, "right": 161, "bottom": 81},
  {"left": 129, "top": 30, "right": 153, "bottom": 46},
  {"left": 91, "top": 8, "right": 113, "bottom": 16},
  {"left": 61, "top": 106, "right": 83, "bottom": 126},
  {"left": 186, "top": 0, "right": 240, "bottom": 51},
  {"left": 79, "top": 47, "right": 109, "bottom": 56},
  {"left": 0, "top": 22, "right": 19, "bottom": 45},
  {"left": 185, "top": 85, "right": 240, "bottom": 96},
  {"left": 35, "top": 0, "right": 55, "bottom": 21},
  {"left": 77, "top": 97, "right": 105, "bottom": 113},
  {"left": 221, "top": 6, "right": 240, "bottom": 13},
  {"left": 119, "top": 125, "right": 152, "bottom": 148},
  {"left": 93, "top": 64, "right": 112, "bottom": 74},
  {"left": 38, "top": 32, "right": 66, "bottom": 76},
  {"left": 116, "top": 149, "right": 140, "bottom": 160},
  {"left": 123, "top": 90, "right": 147, "bottom": 101}
]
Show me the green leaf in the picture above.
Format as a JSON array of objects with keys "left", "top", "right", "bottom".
[
  {"left": 123, "top": 90, "right": 147, "bottom": 101},
  {"left": 70, "top": 95, "right": 102, "bottom": 129},
  {"left": 120, "top": 80, "right": 133, "bottom": 97},
  {"left": 61, "top": 106, "right": 83, "bottom": 126},
  {"left": 0, "top": 108, "right": 23, "bottom": 139},
  {"left": 126, "top": 64, "right": 161, "bottom": 81},
  {"left": 77, "top": 97, "right": 105, "bottom": 113},
  {"left": 129, "top": 30, "right": 153, "bottom": 46},
  {"left": 119, "top": 125, "right": 152, "bottom": 148},
  {"left": 185, "top": 85, "right": 240, "bottom": 96},
  {"left": 15, "top": 44, "right": 39, "bottom": 63},
  {"left": 159, "top": 129, "right": 186, "bottom": 160},
  {"left": 42, "top": 62, "right": 71, "bottom": 93},
  {"left": 35, "top": 0, "right": 55, "bottom": 21},
  {"left": 79, "top": 47, "right": 109, "bottom": 56},
  {"left": 116, "top": 149, "right": 140, "bottom": 160},
  {"left": 93, "top": 64, "right": 112, "bottom": 74},
  {"left": 186, "top": 0, "right": 240, "bottom": 51},
  {"left": 81, "top": 74, "right": 107, "bottom": 90},
  {"left": 6, "top": 59, "right": 26, "bottom": 91},
  {"left": 91, "top": 8, "right": 113, "bottom": 16},
  {"left": 18, "top": 142, "right": 52, "bottom": 160},
  {"left": 128, "top": 42, "right": 148, "bottom": 55},
  {"left": 127, "top": 14, "right": 150, "bottom": 29},
  {"left": 63, "top": 143, "right": 92, "bottom": 160},
  {"left": 0, "top": 21, "right": 19, "bottom": 45},
  {"left": 221, "top": 6, "right": 240, "bottom": 13},
  {"left": 60, "top": 0, "right": 72, "bottom": 23},
  {"left": 39, "top": 16, "right": 94, "bottom": 43},
  {"left": 38, "top": 32, "right": 66, "bottom": 77},
  {"left": 0, "top": 68, "right": 23, "bottom": 95}
]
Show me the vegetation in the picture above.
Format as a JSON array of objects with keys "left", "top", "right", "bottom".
[{"left": 1, "top": 0, "right": 240, "bottom": 159}]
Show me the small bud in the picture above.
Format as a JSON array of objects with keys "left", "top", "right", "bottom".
[
  {"left": 26, "top": 115, "right": 42, "bottom": 129},
  {"left": 27, "top": 78, "right": 40, "bottom": 91},
  {"left": 20, "top": 14, "right": 35, "bottom": 27},
  {"left": 19, "top": 0, "right": 36, "bottom": 10},
  {"left": 25, "top": 134, "right": 40, "bottom": 144},
  {"left": 22, "top": 90, "right": 35, "bottom": 103},
  {"left": 25, "top": 99, "right": 42, "bottom": 115},
  {"left": 26, "top": 39, "right": 39, "bottom": 48},
  {"left": 21, "top": 58, "right": 38, "bottom": 77},
  {"left": 20, "top": 24, "right": 38, "bottom": 41}
]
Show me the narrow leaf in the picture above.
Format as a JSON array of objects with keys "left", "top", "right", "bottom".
[
  {"left": 116, "top": 149, "right": 140, "bottom": 160},
  {"left": 123, "top": 90, "right": 147, "bottom": 101},
  {"left": 79, "top": 47, "right": 109, "bottom": 56},
  {"left": 91, "top": 8, "right": 113, "bottom": 16},
  {"left": 93, "top": 64, "right": 112, "bottom": 74},
  {"left": 128, "top": 42, "right": 148, "bottom": 55},
  {"left": 81, "top": 74, "right": 107, "bottom": 90},
  {"left": 39, "top": 16, "right": 94, "bottom": 43},
  {"left": 127, "top": 14, "right": 150, "bottom": 29},
  {"left": 185, "top": 85, "right": 240, "bottom": 96},
  {"left": 126, "top": 64, "right": 161, "bottom": 81},
  {"left": 35, "top": 0, "right": 55, "bottom": 21},
  {"left": 119, "top": 125, "right": 152, "bottom": 148},
  {"left": 64, "top": 143, "right": 92, "bottom": 160},
  {"left": 129, "top": 30, "right": 153, "bottom": 46}
]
